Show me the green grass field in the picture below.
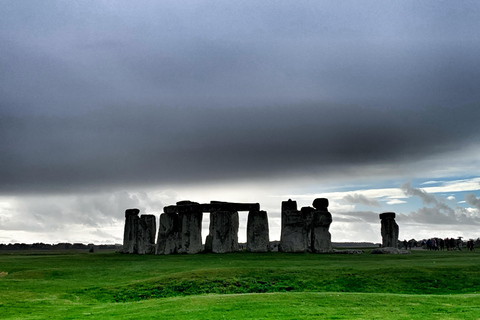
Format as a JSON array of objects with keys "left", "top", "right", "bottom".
[{"left": 1, "top": 250, "right": 480, "bottom": 319}]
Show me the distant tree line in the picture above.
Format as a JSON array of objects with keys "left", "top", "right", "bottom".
[{"left": 0, "top": 243, "right": 122, "bottom": 251}]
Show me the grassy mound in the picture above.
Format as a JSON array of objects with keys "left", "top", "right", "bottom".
[{"left": 1, "top": 250, "right": 479, "bottom": 319}]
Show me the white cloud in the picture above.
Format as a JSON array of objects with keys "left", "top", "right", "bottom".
[{"left": 386, "top": 199, "right": 407, "bottom": 205}]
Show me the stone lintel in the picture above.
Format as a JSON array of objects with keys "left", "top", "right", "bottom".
[
  {"left": 125, "top": 208, "right": 140, "bottom": 218},
  {"left": 163, "top": 201, "right": 260, "bottom": 213},
  {"left": 379, "top": 212, "right": 396, "bottom": 219}
]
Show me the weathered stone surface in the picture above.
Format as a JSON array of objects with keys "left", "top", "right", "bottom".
[
  {"left": 247, "top": 210, "right": 270, "bottom": 252},
  {"left": 379, "top": 212, "right": 395, "bottom": 220},
  {"left": 333, "top": 249, "right": 364, "bottom": 254},
  {"left": 311, "top": 210, "right": 333, "bottom": 253},
  {"left": 137, "top": 215, "right": 156, "bottom": 255},
  {"left": 125, "top": 208, "right": 140, "bottom": 217},
  {"left": 209, "top": 211, "right": 239, "bottom": 253},
  {"left": 177, "top": 211, "right": 203, "bottom": 254},
  {"left": 301, "top": 206, "right": 315, "bottom": 251},
  {"left": 204, "top": 235, "right": 213, "bottom": 253},
  {"left": 123, "top": 208, "right": 140, "bottom": 253},
  {"left": 163, "top": 201, "right": 260, "bottom": 214},
  {"left": 280, "top": 200, "right": 308, "bottom": 252},
  {"left": 380, "top": 212, "right": 399, "bottom": 248},
  {"left": 156, "top": 212, "right": 180, "bottom": 255},
  {"left": 371, "top": 247, "right": 410, "bottom": 254},
  {"left": 312, "top": 198, "right": 329, "bottom": 210}
]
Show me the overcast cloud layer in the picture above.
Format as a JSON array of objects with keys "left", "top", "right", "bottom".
[{"left": 1, "top": 1, "right": 480, "bottom": 243}]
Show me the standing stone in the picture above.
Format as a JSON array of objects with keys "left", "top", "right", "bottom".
[
  {"left": 204, "top": 235, "right": 213, "bottom": 253},
  {"left": 209, "top": 211, "right": 239, "bottom": 253},
  {"left": 247, "top": 210, "right": 270, "bottom": 252},
  {"left": 177, "top": 211, "right": 203, "bottom": 254},
  {"left": 137, "top": 215, "right": 156, "bottom": 255},
  {"left": 380, "top": 212, "right": 399, "bottom": 248},
  {"left": 311, "top": 210, "right": 333, "bottom": 253},
  {"left": 301, "top": 206, "right": 315, "bottom": 252},
  {"left": 123, "top": 208, "right": 140, "bottom": 254},
  {"left": 280, "top": 200, "right": 308, "bottom": 253},
  {"left": 156, "top": 212, "right": 180, "bottom": 255}
]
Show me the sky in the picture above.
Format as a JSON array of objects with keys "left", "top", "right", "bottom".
[{"left": 1, "top": 1, "right": 480, "bottom": 245}]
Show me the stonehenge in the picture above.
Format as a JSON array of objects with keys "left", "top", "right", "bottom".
[
  {"left": 122, "top": 198, "right": 400, "bottom": 255},
  {"left": 379, "top": 212, "right": 399, "bottom": 248}
]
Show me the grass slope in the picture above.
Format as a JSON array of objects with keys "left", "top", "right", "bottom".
[{"left": 1, "top": 250, "right": 479, "bottom": 319}]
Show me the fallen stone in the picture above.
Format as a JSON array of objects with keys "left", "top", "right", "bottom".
[
  {"left": 370, "top": 247, "right": 410, "bottom": 254},
  {"left": 333, "top": 249, "right": 364, "bottom": 254},
  {"left": 247, "top": 210, "right": 270, "bottom": 252}
]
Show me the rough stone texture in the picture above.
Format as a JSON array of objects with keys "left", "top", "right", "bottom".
[
  {"left": 379, "top": 212, "right": 396, "bottom": 220},
  {"left": 209, "top": 211, "right": 239, "bottom": 253},
  {"left": 311, "top": 210, "right": 333, "bottom": 253},
  {"left": 156, "top": 212, "right": 180, "bottom": 255},
  {"left": 137, "top": 215, "right": 156, "bottom": 255},
  {"left": 371, "top": 247, "right": 410, "bottom": 254},
  {"left": 123, "top": 208, "right": 140, "bottom": 254},
  {"left": 204, "top": 235, "right": 213, "bottom": 253},
  {"left": 312, "top": 198, "right": 329, "bottom": 211},
  {"left": 301, "top": 206, "right": 315, "bottom": 251},
  {"left": 333, "top": 249, "right": 364, "bottom": 254},
  {"left": 280, "top": 200, "right": 308, "bottom": 253},
  {"left": 380, "top": 212, "right": 399, "bottom": 248},
  {"left": 177, "top": 211, "right": 203, "bottom": 254},
  {"left": 247, "top": 210, "right": 270, "bottom": 252},
  {"left": 164, "top": 201, "right": 260, "bottom": 214}
]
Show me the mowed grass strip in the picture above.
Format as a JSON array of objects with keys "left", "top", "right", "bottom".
[
  {"left": 2, "top": 292, "right": 480, "bottom": 319},
  {"left": 1, "top": 250, "right": 480, "bottom": 319}
]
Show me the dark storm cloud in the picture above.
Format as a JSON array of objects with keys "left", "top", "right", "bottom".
[
  {"left": 1, "top": 1, "right": 480, "bottom": 194},
  {"left": 2, "top": 103, "right": 479, "bottom": 194}
]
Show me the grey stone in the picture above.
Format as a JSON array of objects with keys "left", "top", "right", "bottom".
[
  {"left": 280, "top": 200, "right": 308, "bottom": 252},
  {"left": 204, "top": 235, "right": 213, "bottom": 253},
  {"left": 163, "top": 201, "right": 260, "bottom": 214},
  {"left": 177, "top": 211, "right": 203, "bottom": 254},
  {"left": 247, "top": 210, "right": 270, "bottom": 252},
  {"left": 123, "top": 208, "right": 140, "bottom": 254},
  {"left": 371, "top": 247, "right": 410, "bottom": 254},
  {"left": 333, "top": 249, "right": 364, "bottom": 254},
  {"left": 379, "top": 212, "right": 395, "bottom": 219},
  {"left": 301, "top": 206, "right": 315, "bottom": 251},
  {"left": 311, "top": 210, "right": 333, "bottom": 253},
  {"left": 137, "top": 215, "right": 156, "bottom": 255},
  {"left": 312, "top": 198, "right": 329, "bottom": 210},
  {"left": 380, "top": 212, "right": 399, "bottom": 248},
  {"left": 156, "top": 212, "right": 180, "bottom": 255},
  {"left": 209, "top": 211, "right": 239, "bottom": 253}
]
